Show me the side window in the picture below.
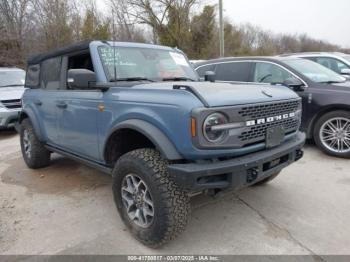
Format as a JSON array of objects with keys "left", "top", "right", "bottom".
[
  {"left": 195, "top": 64, "right": 216, "bottom": 77},
  {"left": 40, "top": 57, "right": 62, "bottom": 90},
  {"left": 215, "top": 62, "right": 251, "bottom": 82},
  {"left": 316, "top": 57, "right": 350, "bottom": 74},
  {"left": 25, "top": 64, "right": 40, "bottom": 88},
  {"left": 253, "top": 62, "right": 295, "bottom": 84},
  {"left": 66, "top": 52, "right": 94, "bottom": 89}
]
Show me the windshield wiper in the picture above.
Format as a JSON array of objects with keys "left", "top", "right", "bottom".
[
  {"left": 111, "top": 77, "right": 155, "bottom": 82},
  {"left": 162, "top": 77, "right": 195, "bottom": 82},
  {"left": 320, "top": 80, "right": 346, "bottom": 84},
  {"left": 0, "top": 84, "right": 23, "bottom": 87}
]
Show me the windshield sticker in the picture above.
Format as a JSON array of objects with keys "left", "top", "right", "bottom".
[{"left": 170, "top": 52, "right": 189, "bottom": 67}]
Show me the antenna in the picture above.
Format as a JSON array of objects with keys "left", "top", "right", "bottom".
[{"left": 112, "top": 8, "right": 117, "bottom": 81}]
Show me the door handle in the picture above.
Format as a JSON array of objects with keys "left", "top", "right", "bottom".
[
  {"left": 56, "top": 102, "right": 67, "bottom": 109},
  {"left": 34, "top": 100, "right": 42, "bottom": 106}
]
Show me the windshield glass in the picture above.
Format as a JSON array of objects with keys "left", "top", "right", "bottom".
[
  {"left": 0, "top": 70, "right": 25, "bottom": 87},
  {"left": 98, "top": 46, "right": 197, "bottom": 82},
  {"left": 343, "top": 55, "right": 350, "bottom": 63},
  {"left": 284, "top": 59, "right": 346, "bottom": 83}
]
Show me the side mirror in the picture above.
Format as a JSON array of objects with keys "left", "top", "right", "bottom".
[
  {"left": 341, "top": 69, "right": 350, "bottom": 75},
  {"left": 204, "top": 71, "right": 216, "bottom": 82},
  {"left": 283, "top": 77, "right": 305, "bottom": 92},
  {"left": 67, "top": 69, "right": 96, "bottom": 89}
]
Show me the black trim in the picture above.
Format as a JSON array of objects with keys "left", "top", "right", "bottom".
[
  {"left": 28, "top": 41, "right": 91, "bottom": 65},
  {"left": 173, "top": 85, "right": 210, "bottom": 107},
  {"left": 45, "top": 145, "right": 112, "bottom": 175},
  {"left": 168, "top": 132, "right": 305, "bottom": 191}
]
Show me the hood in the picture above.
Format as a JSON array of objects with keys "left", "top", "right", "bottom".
[
  {"left": 0, "top": 86, "right": 25, "bottom": 101},
  {"left": 332, "top": 81, "right": 350, "bottom": 88},
  {"left": 133, "top": 81, "right": 299, "bottom": 107}
]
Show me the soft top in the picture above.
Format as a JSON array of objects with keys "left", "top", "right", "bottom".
[
  {"left": 27, "top": 40, "right": 178, "bottom": 65},
  {"left": 27, "top": 41, "right": 91, "bottom": 65}
]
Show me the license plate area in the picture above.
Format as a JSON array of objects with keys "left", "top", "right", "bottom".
[{"left": 266, "top": 126, "right": 285, "bottom": 148}]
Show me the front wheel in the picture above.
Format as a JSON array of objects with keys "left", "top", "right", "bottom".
[
  {"left": 314, "top": 110, "right": 350, "bottom": 158},
  {"left": 112, "top": 148, "right": 190, "bottom": 248}
]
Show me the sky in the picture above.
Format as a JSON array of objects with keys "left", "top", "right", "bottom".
[
  {"left": 97, "top": 0, "right": 350, "bottom": 48},
  {"left": 218, "top": 0, "right": 350, "bottom": 48}
]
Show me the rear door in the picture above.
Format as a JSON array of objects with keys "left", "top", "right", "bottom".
[
  {"left": 215, "top": 61, "right": 253, "bottom": 83},
  {"left": 35, "top": 57, "right": 63, "bottom": 144}
]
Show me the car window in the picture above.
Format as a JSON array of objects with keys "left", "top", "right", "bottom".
[
  {"left": 0, "top": 70, "right": 25, "bottom": 87},
  {"left": 315, "top": 57, "right": 350, "bottom": 73},
  {"left": 40, "top": 57, "right": 62, "bottom": 90},
  {"left": 253, "top": 62, "right": 295, "bottom": 84},
  {"left": 99, "top": 46, "right": 197, "bottom": 81},
  {"left": 195, "top": 64, "right": 216, "bottom": 77},
  {"left": 284, "top": 59, "right": 346, "bottom": 83},
  {"left": 215, "top": 62, "right": 251, "bottom": 82},
  {"left": 25, "top": 65, "right": 40, "bottom": 88}
]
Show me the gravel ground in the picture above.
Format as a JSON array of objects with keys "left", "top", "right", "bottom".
[{"left": 1, "top": 130, "right": 350, "bottom": 256}]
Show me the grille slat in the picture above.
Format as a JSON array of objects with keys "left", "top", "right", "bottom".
[
  {"left": 1, "top": 99, "right": 22, "bottom": 109},
  {"left": 238, "top": 100, "right": 300, "bottom": 144}
]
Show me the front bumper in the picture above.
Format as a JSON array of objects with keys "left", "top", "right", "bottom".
[
  {"left": 0, "top": 109, "right": 21, "bottom": 129},
  {"left": 168, "top": 132, "right": 305, "bottom": 191}
]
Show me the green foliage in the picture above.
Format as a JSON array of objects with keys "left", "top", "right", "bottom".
[{"left": 81, "top": 9, "right": 111, "bottom": 41}]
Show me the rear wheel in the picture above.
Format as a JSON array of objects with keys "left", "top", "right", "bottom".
[
  {"left": 314, "top": 110, "right": 350, "bottom": 158},
  {"left": 20, "top": 119, "right": 51, "bottom": 169},
  {"left": 112, "top": 148, "right": 190, "bottom": 248}
]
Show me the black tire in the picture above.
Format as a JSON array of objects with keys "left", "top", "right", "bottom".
[
  {"left": 313, "top": 110, "right": 350, "bottom": 158},
  {"left": 112, "top": 148, "right": 190, "bottom": 248},
  {"left": 253, "top": 171, "right": 281, "bottom": 186},
  {"left": 20, "top": 118, "right": 51, "bottom": 169}
]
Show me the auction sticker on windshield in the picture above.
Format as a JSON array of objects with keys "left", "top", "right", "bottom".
[{"left": 170, "top": 52, "right": 189, "bottom": 66}]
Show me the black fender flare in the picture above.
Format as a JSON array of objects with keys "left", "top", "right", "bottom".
[
  {"left": 105, "top": 119, "right": 183, "bottom": 160},
  {"left": 19, "top": 110, "right": 45, "bottom": 141}
]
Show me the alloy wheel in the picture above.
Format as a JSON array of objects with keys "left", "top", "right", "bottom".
[
  {"left": 320, "top": 117, "right": 350, "bottom": 154},
  {"left": 23, "top": 129, "right": 32, "bottom": 159},
  {"left": 121, "top": 174, "right": 154, "bottom": 228}
]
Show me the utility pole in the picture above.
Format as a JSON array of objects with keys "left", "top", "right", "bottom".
[{"left": 219, "top": 0, "right": 224, "bottom": 57}]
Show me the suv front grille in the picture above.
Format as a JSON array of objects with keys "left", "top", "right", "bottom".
[
  {"left": 238, "top": 100, "right": 301, "bottom": 144},
  {"left": 238, "top": 100, "right": 300, "bottom": 119},
  {"left": 1, "top": 99, "right": 22, "bottom": 109}
]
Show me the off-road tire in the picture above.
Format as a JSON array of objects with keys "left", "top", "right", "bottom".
[
  {"left": 314, "top": 110, "right": 350, "bottom": 158},
  {"left": 253, "top": 171, "right": 281, "bottom": 186},
  {"left": 20, "top": 118, "right": 51, "bottom": 169},
  {"left": 112, "top": 148, "right": 190, "bottom": 248}
]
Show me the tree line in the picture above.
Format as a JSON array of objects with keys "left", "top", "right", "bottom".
[{"left": 1, "top": 0, "right": 349, "bottom": 68}]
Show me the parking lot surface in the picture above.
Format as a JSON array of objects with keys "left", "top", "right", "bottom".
[{"left": 1, "top": 130, "right": 350, "bottom": 255}]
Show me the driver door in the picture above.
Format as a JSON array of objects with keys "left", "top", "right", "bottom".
[{"left": 55, "top": 52, "right": 102, "bottom": 162}]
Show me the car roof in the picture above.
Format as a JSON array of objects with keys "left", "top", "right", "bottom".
[
  {"left": 279, "top": 52, "right": 348, "bottom": 58},
  {"left": 194, "top": 56, "right": 300, "bottom": 68},
  {"left": 27, "top": 40, "right": 176, "bottom": 65}
]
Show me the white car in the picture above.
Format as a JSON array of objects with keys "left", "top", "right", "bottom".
[
  {"left": 280, "top": 52, "right": 350, "bottom": 79},
  {"left": 0, "top": 67, "right": 26, "bottom": 129}
]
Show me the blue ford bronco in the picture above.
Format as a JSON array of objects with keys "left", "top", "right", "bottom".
[{"left": 19, "top": 41, "right": 305, "bottom": 247}]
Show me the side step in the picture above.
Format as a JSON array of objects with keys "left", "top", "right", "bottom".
[{"left": 45, "top": 145, "right": 113, "bottom": 175}]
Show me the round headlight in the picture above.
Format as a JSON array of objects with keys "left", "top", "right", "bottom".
[{"left": 203, "top": 112, "right": 229, "bottom": 143}]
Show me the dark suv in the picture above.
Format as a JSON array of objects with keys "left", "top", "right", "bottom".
[{"left": 195, "top": 57, "right": 350, "bottom": 158}]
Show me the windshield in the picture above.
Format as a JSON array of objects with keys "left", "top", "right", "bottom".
[
  {"left": 0, "top": 70, "right": 25, "bottom": 87},
  {"left": 98, "top": 46, "right": 198, "bottom": 82},
  {"left": 343, "top": 55, "right": 350, "bottom": 63},
  {"left": 284, "top": 59, "right": 346, "bottom": 83}
]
